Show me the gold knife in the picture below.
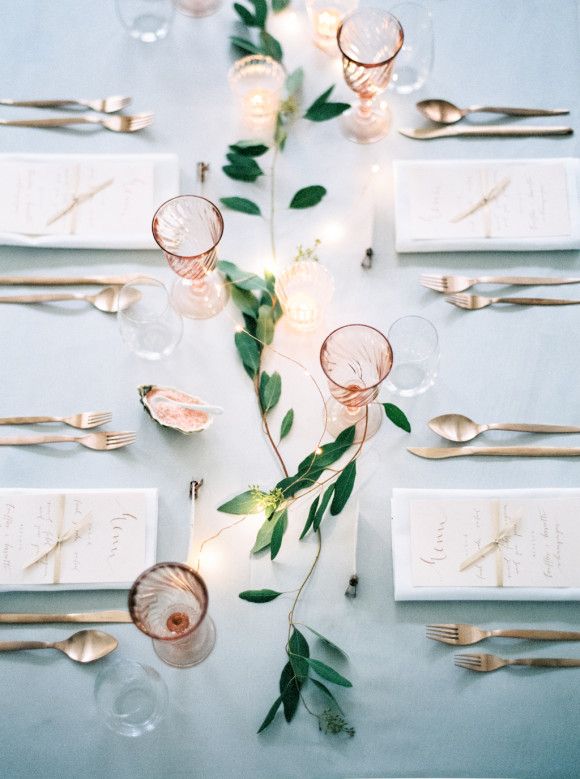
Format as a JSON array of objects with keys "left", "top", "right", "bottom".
[
  {"left": 0, "top": 610, "right": 132, "bottom": 624},
  {"left": 409, "top": 446, "right": 580, "bottom": 459},
  {"left": 0, "top": 275, "right": 140, "bottom": 286},
  {"left": 399, "top": 125, "right": 574, "bottom": 140}
]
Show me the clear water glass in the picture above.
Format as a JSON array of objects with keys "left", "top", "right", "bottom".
[
  {"left": 94, "top": 658, "right": 168, "bottom": 737},
  {"left": 118, "top": 277, "right": 183, "bottom": 360},
  {"left": 385, "top": 315, "right": 439, "bottom": 396},
  {"left": 388, "top": 2, "right": 433, "bottom": 93},
  {"left": 115, "top": 0, "right": 174, "bottom": 43}
]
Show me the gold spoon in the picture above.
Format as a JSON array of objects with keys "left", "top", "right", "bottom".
[
  {"left": 416, "top": 98, "right": 569, "bottom": 125},
  {"left": 0, "top": 285, "right": 140, "bottom": 313},
  {"left": 0, "top": 629, "right": 118, "bottom": 663},
  {"left": 428, "top": 413, "right": 580, "bottom": 443}
]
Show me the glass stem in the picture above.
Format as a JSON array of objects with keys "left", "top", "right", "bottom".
[{"left": 357, "top": 97, "right": 374, "bottom": 120}]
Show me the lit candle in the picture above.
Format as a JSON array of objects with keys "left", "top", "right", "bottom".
[
  {"left": 305, "top": 0, "right": 358, "bottom": 53},
  {"left": 242, "top": 88, "right": 277, "bottom": 122},
  {"left": 275, "top": 261, "right": 335, "bottom": 334},
  {"left": 286, "top": 292, "right": 319, "bottom": 329},
  {"left": 316, "top": 7, "right": 341, "bottom": 40},
  {"left": 228, "top": 55, "right": 285, "bottom": 138}
]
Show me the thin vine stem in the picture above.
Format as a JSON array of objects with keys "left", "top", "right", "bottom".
[{"left": 269, "top": 144, "right": 279, "bottom": 265}]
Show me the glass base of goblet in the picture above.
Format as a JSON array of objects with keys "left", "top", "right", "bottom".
[
  {"left": 340, "top": 102, "right": 392, "bottom": 144},
  {"left": 171, "top": 272, "right": 229, "bottom": 319},
  {"left": 325, "top": 397, "right": 383, "bottom": 440},
  {"left": 152, "top": 615, "right": 216, "bottom": 668}
]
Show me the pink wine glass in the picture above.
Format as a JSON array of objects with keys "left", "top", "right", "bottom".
[
  {"left": 152, "top": 195, "right": 229, "bottom": 319},
  {"left": 320, "top": 324, "right": 393, "bottom": 439},
  {"left": 129, "top": 562, "right": 216, "bottom": 668},
  {"left": 337, "top": 9, "right": 404, "bottom": 143}
]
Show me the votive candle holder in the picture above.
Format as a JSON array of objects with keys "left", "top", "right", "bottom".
[
  {"left": 305, "top": 0, "right": 358, "bottom": 53},
  {"left": 275, "top": 261, "right": 335, "bottom": 333},
  {"left": 228, "top": 55, "right": 285, "bottom": 136}
]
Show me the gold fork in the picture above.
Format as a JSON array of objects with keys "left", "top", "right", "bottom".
[
  {"left": 427, "top": 623, "right": 580, "bottom": 646},
  {"left": 0, "top": 95, "right": 131, "bottom": 113},
  {"left": 0, "top": 431, "right": 136, "bottom": 450},
  {"left": 420, "top": 273, "right": 580, "bottom": 294},
  {"left": 0, "top": 411, "right": 112, "bottom": 430},
  {"left": 454, "top": 653, "right": 580, "bottom": 672},
  {"left": 446, "top": 292, "right": 580, "bottom": 310},
  {"left": 0, "top": 112, "right": 153, "bottom": 133}
]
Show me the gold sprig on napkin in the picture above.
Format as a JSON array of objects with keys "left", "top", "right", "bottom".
[{"left": 459, "top": 500, "right": 519, "bottom": 586}]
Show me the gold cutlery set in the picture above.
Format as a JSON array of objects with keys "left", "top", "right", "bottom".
[
  {"left": 400, "top": 99, "right": 572, "bottom": 140},
  {"left": 427, "top": 623, "right": 580, "bottom": 673},
  {"left": 0, "top": 410, "right": 135, "bottom": 451},
  {"left": 0, "top": 94, "right": 153, "bottom": 133}
]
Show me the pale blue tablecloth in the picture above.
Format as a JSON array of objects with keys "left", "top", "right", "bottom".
[{"left": 1, "top": 1, "right": 579, "bottom": 777}]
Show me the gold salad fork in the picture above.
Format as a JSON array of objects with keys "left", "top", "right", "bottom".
[
  {"left": 454, "top": 653, "right": 580, "bottom": 672},
  {"left": 0, "top": 112, "right": 153, "bottom": 133},
  {"left": 427, "top": 624, "right": 580, "bottom": 646},
  {"left": 0, "top": 95, "right": 131, "bottom": 113},
  {"left": 0, "top": 411, "right": 112, "bottom": 430},
  {"left": 420, "top": 273, "right": 580, "bottom": 294},
  {"left": 0, "top": 431, "right": 136, "bottom": 450},
  {"left": 446, "top": 293, "right": 580, "bottom": 310}
]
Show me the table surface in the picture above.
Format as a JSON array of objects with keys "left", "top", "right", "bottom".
[{"left": 2, "top": 1, "right": 580, "bottom": 777}]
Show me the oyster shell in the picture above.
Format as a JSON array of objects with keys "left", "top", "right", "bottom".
[{"left": 138, "top": 385, "right": 214, "bottom": 434}]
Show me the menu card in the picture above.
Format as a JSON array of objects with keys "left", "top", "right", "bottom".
[
  {"left": 391, "top": 488, "right": 580, "bottom": 601},
  {"left": 394, "top": 158, "right": 580, "bottom": 252},
  {"left": 0, "top": 488, "right": 157, "bottom": 590}
]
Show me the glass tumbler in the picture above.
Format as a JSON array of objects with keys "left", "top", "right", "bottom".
[
  {"left": 388, "top": 2, "right": 434, "bottom": 94},
  {"left": 94, "top": 657, "right": 168, "bottom": 737},
  {"left": 118, "top": 277, "right": 183, "bottom": 360},
  {"left": 152, "top": 195, "right": 229, "bottom": 320},
  {"left": 337, "top": 8, "right": 404, "bottom": 143},
  {"left": 129, "top": 562, "right": 216, "bottom": 668},
  {"left": 320, "top": 324, "right": 393, "bottom": 439},
  {"left": 305, "top": 0, "right": 359, "bottom": 54},
  {"left": 385, "top": 315, "right": 439, "bottom": 396},
  {"left": 115, "top": 0, "right": 174, "bottom": 42}
]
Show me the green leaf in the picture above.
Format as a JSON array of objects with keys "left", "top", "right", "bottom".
[
  {"left": 309, "top": 678, "right": 344, "bottom": 714},
  {"left": 306, "top": 658, "right": 352, "bottom": 687},
  {"left": 285, "top": 67, "right": 304, "bottom": 97},
  {"left": 301, "top": 625, "right": 349, "bottom": 658},
  {"left": 383, "top": 403, "right": 411, "bottom": 433},
  {"left": 234, "top": 330, "right": 261, "bottom": 378},
  {"left": 239, "top": 588, "right": 282, "bottom": 603},
  {"left": 218, "top": 260, "right": 270, "bottom": 293},
  {"left": 274, "top": 122, "right": 288, "bottom": 151},
  {"left": 222, "top": 165, "right": 262, "bottom": 182},
  {"left": 280, "top": 409, "right": 294, "bottom": 440},
  {"left": 307, "top": 85, "right": 335, "bottom": 110},
  {"left": 304, "top": 102, "right": 350, "bottom": 121},
  {"left": 225, "top": 152, "right": 264, "bottom": 173},
  {"left": 233, "top": 2, "right": 256, "bottom": 25},
  {"left": 260, "top": 370, "right": 281, "bottom": 412},
  {"left": 243, "top": 313, "right": 257, "bottom": 337},
  {"left": 218, "top": 489, "right": 264, "bottom": 514},
  {"left": 272, "top": 0, "right": 290, "bottom": 11},
  {"left": 256, "top": 304, "right": 274, "bottom": 345},
  {"left": 299, "top": 496, "right": 319, "bottom": 540},
  {"left": 257, "top": 695, "right": 283, "bottom": 733},
  {"left": 313, "top": 484, "right": 335, "bottom": 531},
  {"left": 279, "top": 662, "right": 300, "bottom": 722},
  {"left": 250, "top": 0, "right": 268, "bottom": 27},
  {"left": 289, "top": 185, "right": 327, "bottom": 209},
  {"left": 251, "top": 514, "right": 277, "bottom": 554},
  {"left": 229, "top": 140, "right": 270, "bottom": 157},
  {"left": 288, "top": 628, "right": 310, "bottom": 683},
  {"left": 330, "top": 460, "right": 356, "bottom": 516},
  {"left": 230, "top": 35, "right": 261, "bottom": 55},
  {"left": 230, "top": 284, "right": 260, "bottom": 317},
  {"left": 220, "top": 196, "right": 262, "bottom": 216},
  {"left": 259, "top": 30, "right": 283, "bottom": 61},
  {"left": 270, "top": 509, "right": 288, "bottom": 559},
  {"left": 297, "top": 425, "right": 356, "bottom": 474}
]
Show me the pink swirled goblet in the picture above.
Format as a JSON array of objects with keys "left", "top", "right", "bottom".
[
  {"left": 337, "top": 9, "right": 404, "bottom": 143},
  {"left": 129, "top": 562, "right": 216, "bottom": 668},
  {"left": 320, "top": 324, "right": 393, "bottom": 439},
  {"left": 152, "top": 195, "right": 229, "bottom": 319}
]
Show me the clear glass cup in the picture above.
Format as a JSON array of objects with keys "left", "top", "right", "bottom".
[
  {"left": 337, "top": 8, "right": 404, "bottom": 144},
  {"left": 385, "top": 315, "right": 439, "bottom": 396},
  {"left": 305, "top": 0, "right": 359, "bottom": 54},
  {"left": 388, "top": 2, "right": 433, "bottom": 94},
  {"left": 174, "top": 0, "right": 222, "bottom": 17},
  {"left": 275, "top": 261, "right": 335, "bottom": 333},
  {"left": 118, "top": 277, "right": 183, "bottom": 360},
  {"left": 94, "top": 657, "right": 168, "bottom": 737},
  {"left": 228, "top": 55, "right": 285, "bottom": 139},
  {"left": 152, "top": 195, "right": 229, "bottom": 320},
  {"left": 129, "top": 562, "right": 216, "bottom": 668},
  {"left": 115, "top": 0, "right": 174, "bottom": 42},
  {"left": 320, "top": 324, "right": 393, "bottom": 439}
]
